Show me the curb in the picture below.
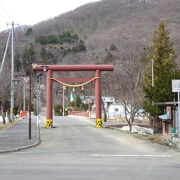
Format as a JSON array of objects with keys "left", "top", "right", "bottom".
[
  {"left": 0, "top": 139, "right": 40, "bottom": 154},
  {"left": 0, "top": 123, "right": 41, "bottom": 154}
]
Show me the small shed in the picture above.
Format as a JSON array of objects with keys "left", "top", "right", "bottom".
[{"left": 156, "top": 102, "right": 177, "bottom": 143}]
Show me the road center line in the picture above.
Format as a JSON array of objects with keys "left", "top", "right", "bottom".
[{"left": 89, "top": 154, "right": 172, "bottom": 158}]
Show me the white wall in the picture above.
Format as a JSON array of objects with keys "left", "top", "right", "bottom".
[
  {"left": 0, "top": 115, "right": 3, "bottom": 123},
  {"left": 108, "top": 104, "right": 126, "bottom": 119}
]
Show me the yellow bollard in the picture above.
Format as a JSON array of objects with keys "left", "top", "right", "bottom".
[
  {"left": 96, "top": 119, "right": 102, "bottom": 128},
  {"left": 46, "top": 119, "right": 53, "bottom": 128}
]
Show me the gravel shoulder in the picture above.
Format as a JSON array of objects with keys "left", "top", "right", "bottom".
[{"left": 107, "top": 125, "right": 170, "bottom": 147}]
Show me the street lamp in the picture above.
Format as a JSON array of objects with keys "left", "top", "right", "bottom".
[
  {"left": 12, "top": 79, "right": 21, "bottom": 120},
  {"left": 63, "top": 85, "right": 65, "bottom": 116},
  {"left": 28, "top": 75, "right": 32, "bottom": 140},
  {"left": 15, "top": 75, "right": 29, "bottom": 111},
  {"left": 17, "top": 73, "right": 32, "bottom": 140},
  {"left": 23, "top": 77, "right": 29, "bottom": 111},
  {"left": 35, "top": 73, "right": 43, "bottom": 117}
]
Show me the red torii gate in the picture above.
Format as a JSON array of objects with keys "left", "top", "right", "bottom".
[{"left": 33, "top": 64, "right": 114, "bottom": 128}]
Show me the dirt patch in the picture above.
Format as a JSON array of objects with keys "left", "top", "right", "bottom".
[
  {"left": 108, "top": 125, "right": 170, "bottom": 146},
  {"left": 0, "top": 121, "right": 20, "bottom": 131},
  {"left": 131, "top": 133, "right": 169, "bottom": 146},
  {"left": 0, "top": 124, "right": 10, "bottom": 131}
]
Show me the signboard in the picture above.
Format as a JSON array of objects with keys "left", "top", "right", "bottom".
[
  {"left": 172, "top": 80, "right": 180, "bottom": 92},
  {"left": 20, "top": 111, "right": 28, "bottom": 119}
]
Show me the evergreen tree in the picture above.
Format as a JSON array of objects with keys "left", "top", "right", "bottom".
[
  {"left": 22, "top": 44, "right": 36, "bottom": 74},
  {"left": 76, "top": 95, "right": 82, "bottom": 109},
  {"left": 143, "top": 21, "right": 177, "bottom": 116}
]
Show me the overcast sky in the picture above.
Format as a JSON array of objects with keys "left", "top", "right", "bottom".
[{"left": 0, "top": 0, "right": 101, "bottom": 32}]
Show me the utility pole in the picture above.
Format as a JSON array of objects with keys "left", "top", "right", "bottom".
[
  {"left": 23, "top": 79, "right": 26, "bottom": 111},
  {"left": 9, "top": 21, "right": 18, "bottom": 122},
  {"left": 10, "top": 21, "right": 15, "bottom": 122}
]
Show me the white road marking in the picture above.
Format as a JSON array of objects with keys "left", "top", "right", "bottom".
[{"left": 89, "top": 154, "right": 172, "bottom": 158}]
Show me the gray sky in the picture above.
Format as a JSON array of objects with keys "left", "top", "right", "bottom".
[{"left": 0, "top": 0, "right": 101, "bottom": 31}]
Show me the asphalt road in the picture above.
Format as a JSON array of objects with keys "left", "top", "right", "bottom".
[{"left": 0, "top": 116, "right": 180, "bottom": 180}]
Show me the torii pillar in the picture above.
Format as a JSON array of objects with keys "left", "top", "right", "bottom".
[
  {"left": 46, "top": 69, "right": 53, "bottom": 127},
  {"left": 95, "top": 70, "right": 102, "bottom": 128},
  {"left": 33, "top": 64, "right": 114, "bottom": 128}
]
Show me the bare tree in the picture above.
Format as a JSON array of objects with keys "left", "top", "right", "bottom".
[
  {"left": 115, "top": 50, "right": 145, "bottom": 131},
  {"left": 0, "top": 63, "right": 11, "bottom": 118}
]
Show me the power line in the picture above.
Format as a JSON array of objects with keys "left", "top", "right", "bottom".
[
  {"left": 0, "top": 1, "right": 12, "bottom": 32},
  {"left": 0, "top": 30, "right": 11, "bottom": 74},
  {"left": 0, "top": 1, "right": 12, "bottom": 21}
]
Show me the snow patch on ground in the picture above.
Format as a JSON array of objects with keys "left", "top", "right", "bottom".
[{"left": 120, "top": 125, "right": 154, "bottom": 135}]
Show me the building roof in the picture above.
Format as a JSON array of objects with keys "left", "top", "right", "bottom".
[
  {"left": 154, "top": 102, "right": 178, "bottom": 106},
  {"left": 158, "top": 114, "right": 171, "bottom": 122}
]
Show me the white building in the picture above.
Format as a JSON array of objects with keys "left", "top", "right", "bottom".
[
  {"left": 108, "top": 103, "right": 126, "bottom": 119},
  {"left": 80, "top": 96, "right": 115, "bottom": 108}
]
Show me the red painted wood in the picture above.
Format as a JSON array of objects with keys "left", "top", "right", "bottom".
[
  {"left": 47, "top": 70, "right": 53, "bottom": 121},
  {"left": 68, "top": 111, "right": 89, "bottom": 117},
  {"left": 33, "top": 64, "right": 114, "bottom": 72},
  {"left": 95, "top": 70, "right": 101, "bottom": 120}
]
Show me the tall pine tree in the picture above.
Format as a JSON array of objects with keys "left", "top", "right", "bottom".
[{"left": 143, "top": 21, "right": 177, "bottom": 116}]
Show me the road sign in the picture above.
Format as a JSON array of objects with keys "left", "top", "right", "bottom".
[{"left": 172, "top": 80, "right": 180, "bottom": 92}]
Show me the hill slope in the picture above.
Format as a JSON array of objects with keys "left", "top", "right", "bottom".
[
  {"left": 1, "top": 0, "right": 180, "bottom": 65},
  {"left": 31, "top": 0, "right": 180, "bottom": 62}
]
